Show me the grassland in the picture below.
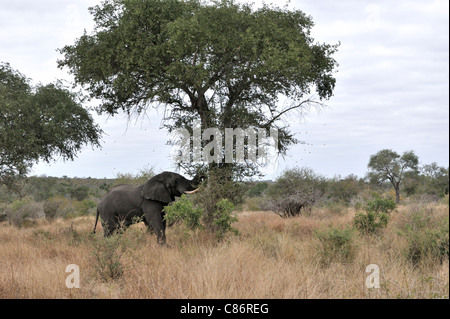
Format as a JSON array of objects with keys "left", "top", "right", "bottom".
[{"left": 0, "top": 202, "right": 448, "bottom": 299}]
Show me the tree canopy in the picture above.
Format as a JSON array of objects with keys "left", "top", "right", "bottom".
[
  {"left": 58, "top": 0, "right": 338, "bottom": 178},
  {"left": 0, "top": 62, "right": 102, "bottom": 191},
  {"left": 368, "top": 149, "right": 419, "bottom": 203}
]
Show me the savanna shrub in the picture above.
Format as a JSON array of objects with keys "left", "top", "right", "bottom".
[
  {"left": 163, "top": 195, "right": 203, "bottom": 231},
  {"left": 43, "top": 196, "right": 74, "bottom": 220},
  {"left": 212, "top": 198, "right": 239, "bottom": 240},
  {"left": 315, "top": 226, "right": 356, "bottom": 266},
  {"left": 398, "top": 207, "right": 449, "bottom": 265},
  {"left": 354, "top": 211, "right": 389, "bottom": 235},
  {"left": 163, "top": 195, "right": 238, "bottom": 240},
  {"left": 69, "top": 185, "right": 90, "bottom": 201},
  {"left": 353, "top": 198, "right": 396, "bottom": 234},
  {"left": 265, "top": 167, "right": 326, "bottom": 218},
  {"left": 4, "top": 197, "right": 43, "bottom": 227},
  {"left": 91, "top": 233, "right": 126, "bottom": 281},
  {"left": 73, "top": 199, "right": 97, "bottom": 217},
  {"left": 247, "top": 182, "right": 269, "bottom": 197},
  {"left": 366, "top": 198, "right": 396, "bottom": 214}
]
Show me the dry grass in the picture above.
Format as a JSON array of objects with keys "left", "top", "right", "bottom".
[{"left": 0, "top": 204, "right": 448, "bottom": 299}]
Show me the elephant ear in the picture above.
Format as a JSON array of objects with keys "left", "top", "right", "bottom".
[{"left": 141, "top": 178, "right": 172, "bottom": 203}]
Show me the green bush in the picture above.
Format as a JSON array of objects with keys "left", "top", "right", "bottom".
[
  {"left": 113, "top": 166, "right": 155, "bottom": 186},
  {"left": 327, "top": 174, "right": 361, "bottom": 204},
  {"left": 399, "top": 208, "right": 449, "bottom": 265},
  {"left": 43, "top": 196, "right": 74, "bottom": 220},
  {"left": 365, "top": 198, "right": 396, "bottom": 214},
  {"left": 3, "top": 197, "right": 43, "bottom": 227},
  {"left": 73, "top": 199, "right": 97, "bottom": 217},
  {"left": 354, "top": 211, "right": 389, "bottom": 234},
  {"left": 164, "top": 195, "right": 203, "bottom": 231},
  {"left": 315, "top": 226, "right": 356, "bottom": 266},
  {"left": 247, "top": 182, "right": 268, "bottom": 197},
  {"left": 163, "top": 195, "right": 238, "bottom": 241},
  {"left": 212, "top": 198, "right": 239, "bottom": 240},
  {"left": 91, "top": 234, "right": 126, "bottom": 281},
  {"left": 353, "top": 198, "right": 396, "bottom": 234},
  {"left": 69, "top": 185, "right": 90, "bottom": 201}
]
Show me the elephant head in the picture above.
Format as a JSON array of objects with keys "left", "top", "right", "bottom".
[{"left": 141, "top": 171, "right": 199, "bottom": 203}]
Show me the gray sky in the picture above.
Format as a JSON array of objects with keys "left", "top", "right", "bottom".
[{"left": 1, "top": 0, "right": 448, "bottom": 180}]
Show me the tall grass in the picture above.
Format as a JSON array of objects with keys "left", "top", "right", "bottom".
[{"left": 0, "top": 203, "right": 448, "bottom": 298}]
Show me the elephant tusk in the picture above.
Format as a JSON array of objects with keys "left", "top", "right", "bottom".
[{"left": 184, "top": 188, "right": 199, "bottom": 194}]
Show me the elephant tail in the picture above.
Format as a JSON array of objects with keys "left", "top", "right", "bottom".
[{"left": 93, "top": 208, "right": 100, "bottom": 234}]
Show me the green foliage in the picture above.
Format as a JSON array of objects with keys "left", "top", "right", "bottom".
[
  {"left": 164, "top": 194, "right": 238, "bottom": 241},
  {"left": 366, "top": 198, "right": 396, "bottom": 214},
  {"left": 418, "top": 163, "right": 449, "bottom": 198},
  {"left": 24, "top": 176, "right": 58, "bottom": 201},
  {"left": 164, "top": 194, "right": 204, "bottom": 231},
  {"left": 113, "top": 166, "right": 155, "bottom": 186},
  {"left": 213, "top": 198, "right": 239, "bottom": 240},
  {"left": 315, "top": 226, "right": 356, "bottom": 266},
  {"left": 247, "top": 182, "right": 269, "bottom": 198},
  {"left": 73, "top": 199, "right": 97, "bottom": 217},
  {"left": 0, "top": 63, "right": 102, "bottom": 190},
  {"left": 58, "top": 0, "right": 339, "bottom": 178},
  {"left": 327, "top": 174, "right": 361, "bottom": 204},
  {"left": 353, "top": 198, "right": 396, "bottom": 235},
  {"left": 398, "top": 208, "right": 449, "bottom": 265},
  {"left": 113, "top": 173, "right": 139, "bottom": 186},
  {"left": 193, "top": 166, "right": 244, "bottom": 229},
  {"left": 69, "top": 185, "right": 90, "bottom": 201},
  {"left": 2, "top": 197, "right": 43, "bottom": 227},
  {"left": 354, "top": 211, "right": 389, "bottom": 235},
  {"left": 368, "top": 149, "right": 419, "bottom": 203},
  {"left": 43, "top": 196, "right": 74, "bottom": 220}
]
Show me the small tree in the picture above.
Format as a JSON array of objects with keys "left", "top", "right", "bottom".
[
  {"left": 420, "top": 163, "right": 449, "bottom": 197},
  {"left": 368, "top": 149, "right": 419, "bottom": 203},
  {"left": 265, "top": 167, "right": 326, "bottom": 218}
]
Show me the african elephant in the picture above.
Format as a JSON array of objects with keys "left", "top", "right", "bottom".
[{"left": 94, "top": 171, "right": 199, "bottom": 244}]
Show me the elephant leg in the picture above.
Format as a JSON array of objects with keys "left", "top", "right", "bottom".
[
  {"left": 143, "top": 218, "right": 155, "bottom": 235},
  {"left": 142, "top": 201, "right": 166, "bottom": 245},
  {"left": 101, "top": 219, "right": 116, "bottom": 237},
  {"left": 101, "top": 216, "right": 131, "bottom": 237},
  {"left": 162, "top": 212, "right": 167, "bottom": 232}
]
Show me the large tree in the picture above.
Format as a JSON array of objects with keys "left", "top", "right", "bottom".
[
  {"left": 0, "top": 62, "right": 102, "bottom": 193},
  {"left": 58, "top": 0, "right": 338, "bottom": 178}
]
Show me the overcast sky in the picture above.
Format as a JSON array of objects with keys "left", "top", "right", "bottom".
[{"left": 1, "top": 0, "right": 448, "bottom": 180}]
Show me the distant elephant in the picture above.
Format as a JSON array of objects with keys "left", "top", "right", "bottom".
[{"left": 94, "top": 171, "right": 199, "bottom": 244}]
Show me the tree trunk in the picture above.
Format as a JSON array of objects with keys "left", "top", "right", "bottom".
[{"left": 395, "top": 187, "right": 400, "bottom": 204}]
